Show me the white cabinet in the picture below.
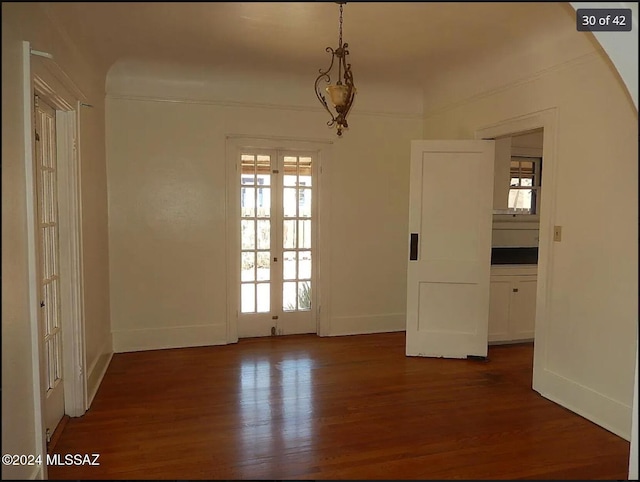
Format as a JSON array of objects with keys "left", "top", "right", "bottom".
[{"left": 489, "top": 265, "right": 537, "bottom": 343}]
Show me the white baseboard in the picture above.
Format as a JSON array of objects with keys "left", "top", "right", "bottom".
[
  {"left": 489, "top": 337, "right": 534, "bottom": 346},
  {"left": 534, "top": 368, "right": 632, "bottom": 440},
  {"left": 112, "top": 323, "right": 228, "bottom": 353},
  {"left": 87, "top": 350, "right": 113, "bottom": 408},
  {"left": 327, "top": 313, "right": 405, "bottom": 336}
]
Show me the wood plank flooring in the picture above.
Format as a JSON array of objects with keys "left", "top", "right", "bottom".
[{"left": 48, "top": 333, "right": 630, "bottom": 479}]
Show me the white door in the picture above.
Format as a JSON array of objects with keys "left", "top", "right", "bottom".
[
  {"left": 236, "top": 149, "right": 317, "bottom": 338},
  {"left": 406, "top": 140, "right": 495, "bottom": 358},
  {"left": 35, "top": 95, "right": 65, "bottom": 437}
]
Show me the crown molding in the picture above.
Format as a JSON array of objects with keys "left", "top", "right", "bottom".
[
  {"left": 105, "top": 93, "right": 423, "bottom": 120},
  {"left": 424, "top": 52, "right": 599, "bottom": 119}
]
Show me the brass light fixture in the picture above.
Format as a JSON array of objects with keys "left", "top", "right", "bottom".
[{"left": 314, "top": 1, "right": 356, "bottom": 137}]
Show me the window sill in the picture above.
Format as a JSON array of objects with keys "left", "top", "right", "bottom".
[{"left": 493, "top": 214, "right": 540, "bottom": 223}]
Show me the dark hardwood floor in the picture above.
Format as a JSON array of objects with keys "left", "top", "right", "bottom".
[{"left": 48, "top": 332, "right": 630, "bottom": 479}]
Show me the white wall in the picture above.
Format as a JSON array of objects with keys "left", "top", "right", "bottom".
[
  {"left": 566, "top": 7, "right": 638, "bottom": 472},
  {"left": 1, "top": 3, "right": 111, "bottom": 480},
  {"left": 106, "top": 61, "right": 423, "bottom": 352},
  {"left": 422, "top": 17, "right": 637, "bottom": 440},
  {"left": 578, "top": 3, "right": 640, "bottom": 476}
]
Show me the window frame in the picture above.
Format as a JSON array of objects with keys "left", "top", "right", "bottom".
[{"left": 493, "top": 155, "right": 542, "bottom": 221}]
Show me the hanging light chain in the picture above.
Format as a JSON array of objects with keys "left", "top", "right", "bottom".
[
  {"left": 337, "top": 3, "right": 344, "bottom": 82},
  {"left": 339, "top": 3, "right": 343, "bottom": 47}
]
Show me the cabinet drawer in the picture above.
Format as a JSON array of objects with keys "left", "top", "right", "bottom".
[{"left": 491, "top": 265, "right": 537, "bottom": 277}]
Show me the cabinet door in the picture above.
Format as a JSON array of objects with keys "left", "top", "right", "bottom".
[
  {"left": 509, "top": 276, "right": 537, "bottom": 339},
  {"left": 488, "top": 278, "right": 512, "bottom": 342}
]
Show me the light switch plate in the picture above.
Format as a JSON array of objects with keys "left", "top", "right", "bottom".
[{"left": 554, "top": 225, "right": 562, "bottom": 242}]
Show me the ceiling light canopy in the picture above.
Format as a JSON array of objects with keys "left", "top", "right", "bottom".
[{"left": 314, "top": 1, "right": 356, "bottom": 137}]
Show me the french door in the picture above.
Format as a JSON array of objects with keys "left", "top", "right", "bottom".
[
  {"left": 236, "top": 148, "right": 317, "bottom": 338},
  {"left": 34, "top": 94, "right": 65, "bottom": 438}
]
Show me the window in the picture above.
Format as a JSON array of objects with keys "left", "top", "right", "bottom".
[{"left": 505, "top": 156, "right": 541, "bottom": 215}]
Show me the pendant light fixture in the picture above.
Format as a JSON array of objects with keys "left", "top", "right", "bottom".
[{"left": 314, "top": 1, "right": 356, "bottom": 137}]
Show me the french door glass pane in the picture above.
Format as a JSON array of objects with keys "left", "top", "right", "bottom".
[
  {"left": 53, "top": 334, "right": 62, "bottom": 381},
  {"left": 257, "top": 252, "right": 270, "bottom": 281},
  {"left": 256, "top": 187, "right": 271, "bottom": 217},
  {"left": 299, "top": 252, "right": 312, "bottom": 279},
  {"left": 40, "top": 170, "right": 57, "bottom": 224},
  {"left": 299, "top": 157, "right": 312, "bottom": 184},
  {"left": 41, "top": 229, "right": 50, "bottom": 279},
  {"left": 241, "top": 252, "right": 255, "bottom": 282},
  {"left": 44, "top": 282, "right": 52, "bottom": 334},
  {"left": 257, "top": 220, "right": 270, "bottom": 249},
  {"left": 283, "top": 220, "right": 297, "bottom": 249},
  {"left": 283, "top": 188, "right": 297, "bottom": 217},
  {"left": 283, "top": 282, "right": 297, "bottom": 311},
  {"left": 256, "top": 155, "right": 271, "bottom": 184},
  {"left": 298, "top": 220, "right": 311, "bottom": 249},
  {"left": 298, "top": 281, "right": 311, "bottom": 311},
  {"left": 45, "top": 225, "right": 58, "bottom": 278},
  {"left": 257, "top": 283, "right": 270, "bottom": 313},
  {"left": 241, "top": 220, "right": 255, "bottom": 249},
  {"left": 50, "top": 279, "right": 59, "bottom": 330},
  {"left": 46, "top": 340, "right": 54, "bottom": 389},
  {"left": 40, "top": 171, "right": 47, "bottom": 223},
  {"left": 284, "top": 156, "right": 298, "bottom": 186},
  {"left": 283, "top": 251, "right": 296, "bottom": 280},
  {"left": 241, "top": 154, "right": 256, "bottom": 183},
  {"left": 299, "top": 189, "right": 311, "bottom": 218},
  {"left": 241, "top": 283, "right": 255, "bottom": 313},
  {"left": 241, "top": 188, "right": 255, "bottom": 217}
]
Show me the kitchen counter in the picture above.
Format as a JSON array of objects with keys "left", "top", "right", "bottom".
[{"left": 491, "top": 246, "right": 538, "bottom": 265}]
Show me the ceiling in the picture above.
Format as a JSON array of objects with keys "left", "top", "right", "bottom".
[{"left": 44, "top": 2, "right": 577, "bottom": 86}]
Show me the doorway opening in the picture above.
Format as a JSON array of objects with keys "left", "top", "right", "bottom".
[
  {"left": 488, "top": 128, "right": 543, "bottom": 347},
  {"left": 475, "top": 107, "right": 558, "bottom": 396}
]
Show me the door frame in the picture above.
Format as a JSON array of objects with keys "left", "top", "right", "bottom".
[
  {"left": 475, "top": 107, "right": 558, "bottom": 395},
  {"left": 23, "top": 41, "right": 88, "bottom": 475},
  {"left": 225, "top": 135, "right": 333, "bottom": 342}
]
